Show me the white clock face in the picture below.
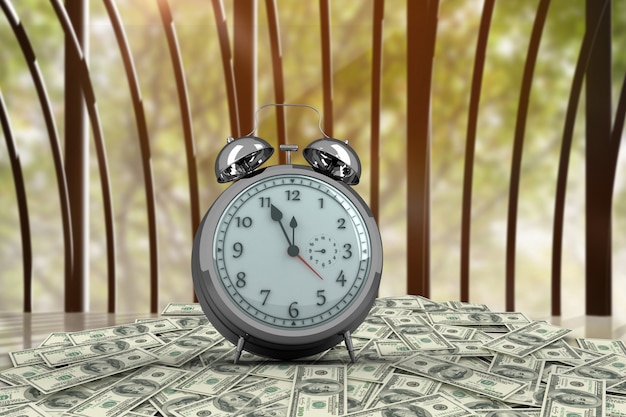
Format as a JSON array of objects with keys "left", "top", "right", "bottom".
[{"left": 213, "top": 172, "right": 372, "bottom": 329}]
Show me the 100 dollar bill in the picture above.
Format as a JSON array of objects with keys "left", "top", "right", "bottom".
[
  {"left": 483, "top": 321, "right": 571, "bottom": 357},
  {"left": 25, "top": 348, "right": 158, "bottom": 394},
  {"left": 40, "top": 333, "right": 163, "bottom": 367},
  {"left": 68, "top": 319, "right": 181, "bottom": 345},
  {"left": 343, "top": 393, "right": 472, "bottom": 417},
  {"left": 67, "top": 365, "right": 187, "bottom": 417},
  {"left": 383, "top": 316, "right": 455, "bottom": 352},
  {"left": 426, "top": 312, "right": 531, "bottom": 326},
  {"left": 540, "top": 373, "right": 605, "bottom": 417},
  {"left": 287, "top": 365, "right": 347, "bottom": 417},
  {"left": 393, "top": 354, "right": 525, "bottom": 400}
]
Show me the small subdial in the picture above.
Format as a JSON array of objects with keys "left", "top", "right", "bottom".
[{"left": 307, "top": 235, "right": 339, "bottom": 269}]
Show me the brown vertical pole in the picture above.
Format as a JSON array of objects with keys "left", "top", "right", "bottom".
[
  {"left": 585, "top": 0, "right": 612, "bottom": 316},
  {"left": 319, "top": 0, "right": 333, "bottom": 137},
  {"left": 233, "top": 0, "right": 257, "bottom": 136},
  {"left": 370, "top": 0, "right": 384, "bottom": 223},
  {"left": 461, "top": 0, "right": 494, "bottom": 302},
  {"left": 406, "top": 0, "right": 438, "bottom": 297},
  {"left": 64, "top": 0, "right": 88, "bottom": 312}
]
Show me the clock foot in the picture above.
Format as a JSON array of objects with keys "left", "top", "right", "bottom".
[
  {"left": 343, "top": 331, "right": 356, "bottom": 363},
  {"left": 234, "top": 336, "right": 246, "bottom": 364}
]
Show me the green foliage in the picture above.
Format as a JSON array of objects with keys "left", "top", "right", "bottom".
[{"left": 0, "top": 0, "right": 624, "bottom": 315}]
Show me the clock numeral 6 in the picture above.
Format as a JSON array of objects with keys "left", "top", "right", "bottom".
[
  {"left": 289, "top": 302, "right": 299, "bottom": 318},
  {"left": 236, "top": 272, "right": 246, "bottom": 288}
]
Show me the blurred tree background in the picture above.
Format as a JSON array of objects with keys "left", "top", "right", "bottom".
[{"left": 0, "top": 0, "right": 625, "bottom": 317}]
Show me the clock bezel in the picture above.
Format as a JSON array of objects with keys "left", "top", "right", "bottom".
[{"left": 192, "top": 164, "right": 383, "bottom": 359}]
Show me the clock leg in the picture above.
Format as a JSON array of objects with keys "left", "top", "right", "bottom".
[
  {"left": 234, "top": 335, "right": 246, "bottom": 364},
  {"left": 343, "top": 330, "right": 356, "bottom": 363}
]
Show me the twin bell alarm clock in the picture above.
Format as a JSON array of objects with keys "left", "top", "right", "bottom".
[{"left": 191, "top": 104, "right": 383, "bottom": 363}]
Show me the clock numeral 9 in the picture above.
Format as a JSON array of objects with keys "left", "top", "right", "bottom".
[
  {"left": 236, "top": 272, "right": 246, "bottom": 288},
  {"left": 289, "top": 302, "right": 299, "bottom": 318},
  {"left": 232, "top": 242, "right": 243, "bottom": 258},
  {"left": 234, "top": 216, "right": 253, "bottom": 228}
]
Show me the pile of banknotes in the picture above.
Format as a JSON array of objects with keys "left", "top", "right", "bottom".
[{"left": 1, "top": 295, "right": 626, "bottom": 416}]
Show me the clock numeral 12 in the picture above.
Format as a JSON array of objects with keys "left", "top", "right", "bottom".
[{"left": 285, "top": 190, "right": 300, "bottom": 201}]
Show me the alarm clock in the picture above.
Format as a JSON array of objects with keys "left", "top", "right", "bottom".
[{"left": 191, "top": 112, "right": 383, "bottom": 363}]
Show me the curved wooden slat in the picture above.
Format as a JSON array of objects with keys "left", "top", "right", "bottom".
[
  {"left": 211, "top": 0, "right": 240, "bottom": 136},
  {"left": 609, "top": 70, "right": 626, "bottom": 193},
  {"left": 0, "top": 92, "right": 33, "bottom": 312},
  {"left": 49, "top": 0, "right": 117, "bottom": 312},
  {"left": 369, "top": 0, "right": 384, "bottom": 224},
  {"left": 461, "top": 0, "right": 495, "bottom": 303},
  {"left": 551, "top": 0, "right": 610, "bottom": 316},
  {"left": 0, "top": 0, "right": 73, "bottom": 312},
  {"left": 156, "top": 1, "right": 200, "bottom": 243},
  {"left": 103, "top": 0, "right": 159, "bottom": 313},
  {"left": 264, "top": 0, "right": 287, "bottom": 164},
  {"left": 406, "top": 0, "right": 439, "bottom": 297},
  {"left": 156, "top": 0, "right": 201, "bottom": 303},
  {"left": 319, "top": 0, "right": 333, "bottom": 137},
  {"left": 505, "top": 0, "right": 550, "bottom": 312}
]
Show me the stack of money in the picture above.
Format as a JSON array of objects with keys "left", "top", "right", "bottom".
[{"left": 1, "top": 296, "right": 625, "bottom": 416}]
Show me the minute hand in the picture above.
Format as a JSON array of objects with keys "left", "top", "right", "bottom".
[{"left": 270, "top": 204, "right": 300, "bottom": 258}]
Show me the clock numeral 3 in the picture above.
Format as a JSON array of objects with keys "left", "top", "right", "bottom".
[{"left": 343, "top": 243, "right": 353, "bottom": 259}]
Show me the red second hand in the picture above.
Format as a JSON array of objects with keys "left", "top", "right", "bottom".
[{"left": 296, "top": 254, "right": 324, "bottom": 280}]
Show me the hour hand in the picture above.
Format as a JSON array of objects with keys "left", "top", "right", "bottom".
[{"left": 271, "top": 204, "right": 298, "bottom": 255}]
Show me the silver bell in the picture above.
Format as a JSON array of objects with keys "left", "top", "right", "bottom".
[
  {"left": 303, "top": 138, "right": 361, "bottom": 185},
  {"left": 215, "top": 136, "right": 274, "bottom": 183}
]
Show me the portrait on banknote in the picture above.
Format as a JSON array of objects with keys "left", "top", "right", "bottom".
[
  {"left": 90, "top": 340, "right": 131, "bottom": 354},
  {"left": 80, "top": 358, "right": 124, "bottom": 375},
  {"left": 425, "top": 363, "right": 473, "bottom": 381},
  {"left": 546, "top": 387, "right": 602, "bottom": 407},
  {"left": 490, "top": 364, "right": 540, "bottom": 381},
  {"left": 39, "top": 389, "right": 90, "bottom": 409},
  {"left": 112, "top": 378, "right": 160, "bottom": 397},
  {"left": 113, "top": 324, "right": 149, "bottom": 336}
]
